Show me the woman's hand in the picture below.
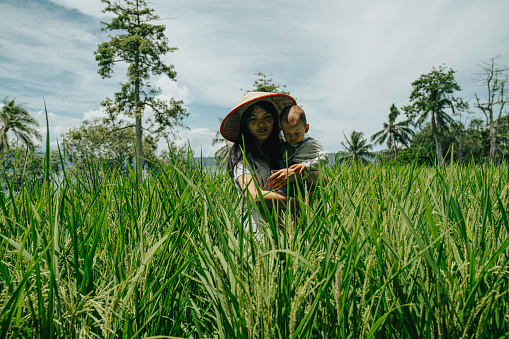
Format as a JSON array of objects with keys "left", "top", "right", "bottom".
[{"left": 267, "top": 168, "right": 297, "bottom": 190}]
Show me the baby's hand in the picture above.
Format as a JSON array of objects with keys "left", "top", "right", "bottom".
[
  {"left": 289, "top": 163, "right": 307, "bottom": 174},
  {"left": 268, "top": 168, "right": 296, "bottom": 190}
]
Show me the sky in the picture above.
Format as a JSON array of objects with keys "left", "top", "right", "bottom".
[{"left": 1, "top": 0, "right": 508, "bottom": 156}]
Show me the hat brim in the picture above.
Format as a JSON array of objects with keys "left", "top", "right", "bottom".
[{"left": 220, "top": 92, "right": 296, "bottom": 142}]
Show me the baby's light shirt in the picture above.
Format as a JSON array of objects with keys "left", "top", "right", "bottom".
[{"left": 280, "top": 136, "right": 329, "bottom": 170}]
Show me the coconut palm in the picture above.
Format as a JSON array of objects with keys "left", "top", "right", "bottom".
[
  {"left": 0, "top": 97, "right": 42, "bottom": 155},
  {"left": 414, "top": 91, "right": 458, "bottom": 164},
  {"left": 371, "top": 104, "right": 414, "bottom": 159},
  {"left": 340, "top": 130, "right": 375, "bottom": 164},
  {"left": 212, "top": 117, "right": 233, "bottom": 166},
  {"left": 405, "top": 65, "right": 467, "bottom": 164}
]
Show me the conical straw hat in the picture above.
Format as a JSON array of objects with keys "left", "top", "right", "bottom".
[{"left": 220, "top": 91, "right": 296, "bottom": 142}]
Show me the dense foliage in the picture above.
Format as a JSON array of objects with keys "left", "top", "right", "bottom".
[
  {"left": 393, "top": 116, "right": 509, "bottom": 165},
  {"left": 403, "top": 65, "right": 468, "bottom": 164},
  {"left": 1, "top": 157, "right": 508, "bottom": 338},
  {"left": 0, "top": 146, "right": 62, "bottom": 191},
  {"left": 62, "top": 118, "right": 158, "bottom": 172},
  {"left": 367, "top": 60, "right": 508, "bottom": 165}
]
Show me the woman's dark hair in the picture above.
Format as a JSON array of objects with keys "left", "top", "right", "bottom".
[{"left": 227, "top": 101, "right": 282, "bottom": 177}]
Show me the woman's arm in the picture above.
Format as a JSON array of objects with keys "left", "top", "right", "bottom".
[{"left": 237, "top": 173, "right": 296, "bottom": 209}]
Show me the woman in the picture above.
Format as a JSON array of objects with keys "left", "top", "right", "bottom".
[{"left": 220, "top": 91, "right": 326, "bottom": 232}]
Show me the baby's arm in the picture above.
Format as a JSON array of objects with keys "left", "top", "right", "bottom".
[
  {"left": 299, "top": 139, "right": 329, "bottom": 170},
  {"left": 270, "top": 139, "right": 328, "bottom": 190}
]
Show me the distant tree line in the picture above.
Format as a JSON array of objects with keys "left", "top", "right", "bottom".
[
  {"left": 1, "top": 0, "right": 507, "bottom": 180},
  {"left": 343, "top": 58, "right": 508, "bottom": 165}
]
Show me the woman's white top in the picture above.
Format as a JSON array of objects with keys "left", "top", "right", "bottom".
[{"left": 233, "top": 157, "right": 273, "bottom": 234}]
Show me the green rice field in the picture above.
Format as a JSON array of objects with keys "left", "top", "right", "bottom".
[{"left": 1, "top": 155, "right": 509, "bottom": 338}]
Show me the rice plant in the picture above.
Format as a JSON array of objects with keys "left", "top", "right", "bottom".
[{"left": 1, "top": 134, "right": 509, "bottom": 338}]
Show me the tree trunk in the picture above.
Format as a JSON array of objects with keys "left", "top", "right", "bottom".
[
  {"left": 457, "top": 119, "right": 462, "bottom": 164},
  {"left": 134, "top": 1, "right": 143, "bottom": 179},
  {"left": 388, "top": 134, "right": 397, "bottom": 160},
  {"left": 434, "top": 132, "right": 444, "bottom": 165},
  {"left": 431, "top": 112, "right": 444, "bottom": 165},
  {"left": 135, "top": 107, "right": 143, "bottom": 176},
  {"left": 134, "top": 59, "right": 143, "bottom": 178},
  {"left": 489, "top": 119, "right": 497, "bottom": 163},
  {"left": 431, "top": 112, "right": 444, "bottom": 166}
]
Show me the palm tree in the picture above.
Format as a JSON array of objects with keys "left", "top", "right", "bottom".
[
  {"left": 371, "top": 104, "right": 414, "bottom": 159},
  {"left": 405, "top": 66, "right": 467, "bottom": 164},
  {"left": 414, "top": 92, "right": 458, "bottom": 164},
  {"left": 340, "top": 130, "right": 375, "bottom": 164},
  {"left": 0, "top": 97, "right": 42, "bottom": 155},
  {"left": 212, "top": 117, "right": 232, "bottom": 166}
]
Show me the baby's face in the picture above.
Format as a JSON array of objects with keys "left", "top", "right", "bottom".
[{"left": 281, "top": 120, "right": 309, "bottom": 146}]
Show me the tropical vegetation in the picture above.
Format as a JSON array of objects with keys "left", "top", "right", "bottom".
[
  {"left": 340, "top": 130, "right": 375, "bottom": 164},
  {"left": 1, "top": 144, "right": 509, "bottom": 338},
  {"left": 371, "top": 104, "right": 414, "bottom": 159},
  {"left": 403, "top": 65, "right": 468, "bottom": 165},
  {"left": 0, "top": 97, "right": 42, "bottom": 155},
  {"left": 62, "top": 118, "right": 159, "bottom": 172},
  {"left": 366, "top": 61, "right": 508, "bottom": 165}
]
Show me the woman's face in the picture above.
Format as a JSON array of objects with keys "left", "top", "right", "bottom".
[{"left": 247, "top": 105, "right": 274, "bottom": 144}]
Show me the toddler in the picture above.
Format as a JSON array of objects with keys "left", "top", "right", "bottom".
[{"left": 278, "top": 105, "right": 328, "bottom": 196}]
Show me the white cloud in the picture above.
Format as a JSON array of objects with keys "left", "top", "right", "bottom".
[
  {"left": 155, "top": 76, "right": 191, "bottom": 103},
  {"left": 31, "top": 110, "right": 82, "bottom": 149},
  {"left": 83, "top": 108, "right": 108, "bottom": 121},
  {"left": 0, "top": 1, "right": 117, "bottom": 116},
  {"left": 155, "top": 0, "right": 326, "bottom": 108},
  {"left": 172, "top": 127, "right": 220, "bottom": 157},
  {"left": 47, "top": 0, "right": 107, "bottom": 17}
]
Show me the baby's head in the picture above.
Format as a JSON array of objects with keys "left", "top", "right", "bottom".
[{"left": 280, "top": 105, "right": 309, "bottom": 146}]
